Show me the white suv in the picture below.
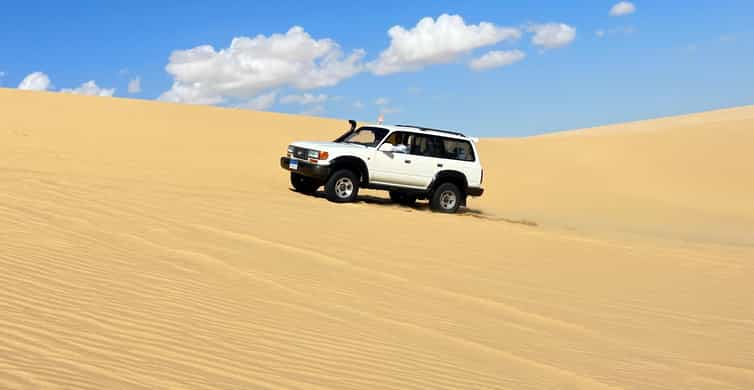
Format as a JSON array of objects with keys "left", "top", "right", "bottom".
[{"left": 280, "top": 120, "right": 484, "bottom": 213}]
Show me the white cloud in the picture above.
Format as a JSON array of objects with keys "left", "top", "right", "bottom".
[
  {"left": 301, "top": 105, "right": 325, "bottom": 116},
  {"left": 352, "top": 100, "right": 364, "bottom": 109},
  {"left": 380, "top": 107, "right": 401, "bottom": 115},
  {"left": 596, "top": 26, "right": 636, "bottom": 38},
  {"left": 60, "top": 80, "right": 115, "bottom": 97},
  {"left": 720, "top": 35, "right": 736, "bottom": 42},
  {"left": 527, "top": 23, "right": 576, "bottom": 49},
  {"left": 239, "top": 91, "right": 278, "bottom": 111},
  {"left": 159, "top": 82, "right": 223, "bottom": 105},
  {"left": 609, "top": 2, "right": 636, "bottom": 16},
  {"left": 159, "top": 26, "right": 365, "bottom": 105},
  {"left": 375, "top": 97, "right": 389, "bottom": 105},
  {"left": 280, "top": 93, "right": 328, "bottom": 105},
  {"left": 18, "top": 72, "right": 51, "bottom": 91},
  {"left": 369, "top": 14, "right": 521, "bottom": 75},
  {"left": 469, "top": 50, "right": 525, "bottom": 71},
  {"left": 127, "top": 77, "right": 141, "bottom": 94}
]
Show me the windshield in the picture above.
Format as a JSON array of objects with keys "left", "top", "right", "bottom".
[{"left": 340, "top": 127, "right": 389, "bottom": 147}]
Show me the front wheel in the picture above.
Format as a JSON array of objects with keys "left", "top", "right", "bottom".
[
  {"left": 291, "top": 173, "right": 320, "bottom": 194},
  {"left": 430, "top": 183, "right": 462, "bottom": 213},
  {"left": 325, "top": 169, "right": 360, "bottom": 203}
]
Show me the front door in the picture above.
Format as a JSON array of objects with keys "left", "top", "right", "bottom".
[
  {"left": 371, "top": 132, "right": 421, "bottom": 187},
  {"left": 371, "top": 132, "right": 438, "bottom": 189}
]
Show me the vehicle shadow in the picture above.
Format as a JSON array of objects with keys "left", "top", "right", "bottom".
[{"left": 288, "top": 188, "right": 499, "bottom": 218}]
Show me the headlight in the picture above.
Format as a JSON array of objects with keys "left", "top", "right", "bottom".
[{"left": 307, "top": 150, "right": 329, "bottom": 160}]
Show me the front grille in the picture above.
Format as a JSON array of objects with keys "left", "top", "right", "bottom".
[{"left": 292, "top": 146, "right": 310, "bottom": 160}]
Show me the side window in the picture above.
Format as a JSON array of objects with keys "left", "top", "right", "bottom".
[
  {"left": 409, "top": 134, "right": 440, "bottom": 157},
  {"left": 439, "top": 138, "right": 475, "bottom": 161},
  {"left": 384, "top": 132, "right": 410, "bottom": 147}
]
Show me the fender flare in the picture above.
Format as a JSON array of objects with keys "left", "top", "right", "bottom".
[
  {"left": 329, "top": 156, "right": 370, "bottom": 184},
  {"left": 430, "top": 170, "right": 468, "bottom": 193}
]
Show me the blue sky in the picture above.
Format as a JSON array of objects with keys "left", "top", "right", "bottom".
[{"left": 1, "top": 0, "right": 753, "bottom": 136}]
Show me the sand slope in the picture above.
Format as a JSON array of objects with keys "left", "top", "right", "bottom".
[
  {"left": 1, "top": 88, "right": 753, "bottom": 389},
  {"left": 478, "top": 106, "right": 754, "bottom": 245}
]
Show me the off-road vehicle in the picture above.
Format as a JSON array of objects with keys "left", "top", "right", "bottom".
[{"left": 280, "top": 120, "right": 484, "bottom": 213}]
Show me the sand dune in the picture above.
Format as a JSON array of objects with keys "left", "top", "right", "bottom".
[{"left": 1, "top": 88, "right": 753, "bottom": 389}]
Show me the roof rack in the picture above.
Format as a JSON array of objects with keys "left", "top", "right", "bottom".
[{"left": 395, "top": 124, "right": 466, "bottom": 137}]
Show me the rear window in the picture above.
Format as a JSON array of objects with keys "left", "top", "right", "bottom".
[
  {"left": 386, "top": 132, "right": 476, "bottom": 161},
  {"left": 409, "top": 134, "right": 436, "bottom": 156},
  {"left": 438, "top": 138, "right": 475, "bottom": 161}
]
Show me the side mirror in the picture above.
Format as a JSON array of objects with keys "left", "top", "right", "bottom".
[{"left": 379, "top": 143, "right": 395, "bottom": 152}]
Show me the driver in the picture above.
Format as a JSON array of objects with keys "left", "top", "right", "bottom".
[{"left": 385, "top": 132, "right": 410, "bottom": 153}]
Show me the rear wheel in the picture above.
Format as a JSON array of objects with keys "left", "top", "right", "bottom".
[
  {"left": 325, "top": 169, "right": 359, "bottom": 203},
  {"left": 389, "top": 191, "right": 417, "bottom": 206},
  {"left": 290, "top": 173, "right": 320, "bottom": 194},
  {"left": 430, "top": 183, "right": 462, "bottom": 213}
]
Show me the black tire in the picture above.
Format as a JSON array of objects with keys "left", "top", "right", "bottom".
[
  {"left": 325, "top": 169, "right": 359, "bottom": 203},
  {"left": 290, "top": 173, "right": 320, "bottom": 194},
  {"left": 430, "top": 182, "right": 462, "bottom": 213},
  {"left": 389, "top": 191, "right": 417, "bottom": 206}
]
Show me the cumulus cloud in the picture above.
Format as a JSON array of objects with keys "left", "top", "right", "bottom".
[
  {"left": 239, "top": 91, "right": 278, "bottom": 111},
  {"left": 60, "top": 80, "right": 115, "bottom": 97},
  {"left": 527, "top": 23, "right": 576, "bottom": 49},
  {"left": 18, "top": 72, "right": 51, "bottom": 91},
  {"left": 369, "top": 14, "right": 521, "bottom": 75},
  {"left": 127, "top": 77, "right": 141, "bottom": 94},
  {"left": 279, "top": 93, "right": 328, "bottom": 105},
  {"left": 159, "top": 26, "right": 365, "bottom": 104},
  {"left": 469, "top": 50, "right": 525, "bottom": 71},
  {"left": 609, "top": 2, "right": 636, "bottom": 16},
  {"left": 375, "top": 97, "right": 389, "bottom": 105}
]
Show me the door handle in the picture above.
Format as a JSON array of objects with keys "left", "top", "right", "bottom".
[
  {"left": 404, "top": 160, "right": 412, "bottom": 164},
  {"left": 437, "top": 163, "right": 443, "bottom": 168}
]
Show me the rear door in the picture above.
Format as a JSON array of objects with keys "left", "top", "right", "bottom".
[{"left": 404, "top": 133, "right": 442, "bottom": 188}]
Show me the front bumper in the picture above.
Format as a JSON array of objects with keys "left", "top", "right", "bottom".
[
  {"left": 467, "top": 187, "right": 484, "bottom": 197},
  {"left": 280, "top": 157, "right": 331, "bottom": 180}
]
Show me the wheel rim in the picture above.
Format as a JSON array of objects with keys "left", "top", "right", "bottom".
[
  {"left": 439, "top": 190, "right": 457, "bottom": 209},
  {"left": 335, "top": 177, "right": 354, "bottom": 198}
]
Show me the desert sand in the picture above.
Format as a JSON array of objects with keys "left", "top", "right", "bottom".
[{"left": 1, "top": 88, "right": 753, "bottom": 389}]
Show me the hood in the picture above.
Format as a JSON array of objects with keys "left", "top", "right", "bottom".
[{"left": 290, "top": 141, "right": 367, "bottom": 150}]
